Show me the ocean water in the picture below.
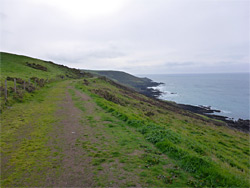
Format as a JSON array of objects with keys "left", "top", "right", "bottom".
[{"left": 141, "top": 73, "right": 250, "bottom": 120}]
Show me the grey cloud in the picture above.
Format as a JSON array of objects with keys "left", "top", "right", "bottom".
[
  {"left": 1, "top": 0, "right": 249, "bottom": 74},
  {"left": 85, "top": 50, "right": 126, "bottom": 59},
  {"left": 47, "top": 47, "right": 127, "bottom": 66},
  {"left": 0, "top": 12, "right": 7, "bottom": 20},
  {"left": 164, "top": 62, "right": 195, "bottom": 67}
]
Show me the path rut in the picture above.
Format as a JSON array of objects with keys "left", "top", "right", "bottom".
[
  {"left": 46, "top": 86, "right": 96, "bottom": 187},
  {"left": 46, "top": 84, "right": 144, "bottom": 187}
]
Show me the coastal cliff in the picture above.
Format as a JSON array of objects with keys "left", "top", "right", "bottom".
[
  {"left": 82, "top": 69, "right": 249, "bottom": 133},
  {"left": 1, "top": 52, "right": 249, "bottom": 187},
  {"left": 82, "top": 70, "right": 163, "bottom": 98}
]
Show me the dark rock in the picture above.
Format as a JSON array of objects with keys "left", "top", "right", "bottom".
[
  {"left": 179, "top": 105, "right": 249, "bottom": 133},
  {"left": 177, "top": 104, "right": 218, "bottom": 114},
  {"left": 140, "top": 88, "right": 163, "bottom": 98}
]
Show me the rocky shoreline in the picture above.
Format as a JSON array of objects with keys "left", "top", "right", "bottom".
[
  {"left": 178, "top": 104, "right": 250, "bottom": 133},
  {"left": 138, "top": 80, "right": 164, "bottom": 98},
  {"left": 140, "top": 81, "right": 250, "bottom": 133}
]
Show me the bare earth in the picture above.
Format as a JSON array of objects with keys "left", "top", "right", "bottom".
[
  {"left": 45, "top": 86, "right": 95, "bottom": 187},
  {"left": 45, "top": 85, "right": 142, "bottom": 187}
]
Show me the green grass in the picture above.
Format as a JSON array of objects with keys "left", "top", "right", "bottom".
[
  {"left": 75, "top": 78, "right": 250, "bottom": 187},
  {"left": 1, "top": 52, "right": 249, "bottom": 187},
  {"left": 1, "top": 81, "right": 69, "bottom": 187},
  {"left": 83, "top": 70, "right": 156, "bottom": 92},
  {"left": 71, "top": 84, "right": 195, "bottom": 187},
  {"left": 0, "top": 52, "right": 83, "bottom": 111},
  {"left": 0, "top": 52, "right": 81, "bottom": 82},
  {"left": 68, "top": 88, "right": 86, "bottom": 112}
]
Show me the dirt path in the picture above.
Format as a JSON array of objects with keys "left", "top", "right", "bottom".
[
  {"left": 46, "top": 86, "right": 96, "bottom": 187},
  {"left": 43, "top": 82, "right": 189, "bottom": 187},
  {"left": 45, "top": 84, "right": 145, "bottom": 187},
  {"left": 1, "top": 80, "right": 198, "bottom": 187}
]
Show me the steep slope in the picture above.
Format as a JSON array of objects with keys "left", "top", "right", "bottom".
[
  {"left": 0, "top": 52, "right": 84, "bottom": 110},
  {"left": 0, "top": 52, "right": 83, "bottom": 81},
  {"left": 76, "top": 76, "right": 250, "bottom": 187},
  {"left": 1, "top": 52, "right": 249, "bottom": 187},
  {"left": 83, "top": 70, "right": 162, "bottom": 97}
]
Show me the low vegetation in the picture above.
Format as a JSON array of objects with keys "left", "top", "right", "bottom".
[
  {"left": 1, "top": 52, "right": 249, "bottom": 187},
  {"left": 1, "top": 82, "right": 67, "bottom": 186},
  {"left": 83, "top": 70, "right": 160, "bottom": 93},
  {"left": 75, "top": 77, "right": 250, "bottom": 187},
  {"left": 0, "top": 52, "right": 83, "bottom": 111}
]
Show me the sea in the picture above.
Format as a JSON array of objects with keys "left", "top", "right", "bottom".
[{"left": 140, "top": 73, "right": 250, "bottom": 120}]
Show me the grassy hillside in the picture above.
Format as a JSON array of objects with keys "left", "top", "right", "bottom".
[
  {"left": 0, "top": 52, "right": 82, "bottom": 81},
  {"left": 75, "top": 77, "right": 250, "bottom": 187},
  {"left": 0, "top": 52, "right": 84, "bottom": 110},
  {"left": 1, "top": 52, "right": 249, "bottom": 187}
]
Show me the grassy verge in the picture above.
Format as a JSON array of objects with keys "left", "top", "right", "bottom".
[{"left": 0, "top": 81, "right": 68, "bottom": 187}]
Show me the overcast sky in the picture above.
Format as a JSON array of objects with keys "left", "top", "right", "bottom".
[{"left": 1, "top": 0, "right": 249, "bottom": 74}]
